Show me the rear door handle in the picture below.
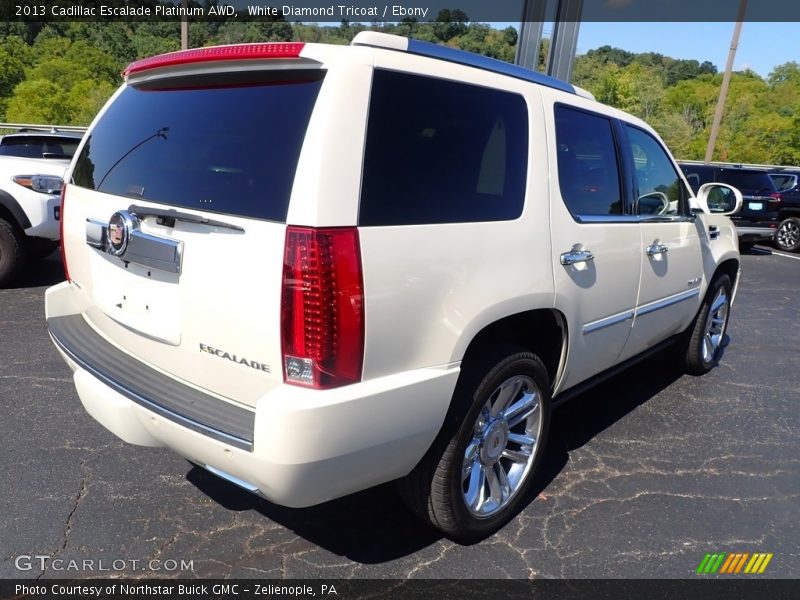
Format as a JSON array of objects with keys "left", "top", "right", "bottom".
[
  {"left": 646, "top": 243, "right": 668, "bottom": 256},
  {"left": 560, "top": 249, "right": 595, "bottom": 266}
]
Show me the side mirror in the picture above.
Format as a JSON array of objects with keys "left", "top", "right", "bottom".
[
  {"left": 637, "top": 191, "right": 670, "bottom": 215},
  {"left": 694, "top": 183, "right": 743, "bottom": 216}
]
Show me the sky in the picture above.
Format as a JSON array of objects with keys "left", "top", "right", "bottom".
[{"left": 571, "top": 22, "right": 800, "bottom": 78}]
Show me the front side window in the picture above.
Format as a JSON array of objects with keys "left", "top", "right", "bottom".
[
  {"left": 555, "top": 106, "right": 623, "bottom": 217},
  {"left": 625, "top": 126, "right": 689, "bottom": 217},
  {"left": 359, "top": 70, "right": 528, "bottom": 226}
]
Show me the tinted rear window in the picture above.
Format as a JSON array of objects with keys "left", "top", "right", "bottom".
[
  {"left": 555, "top": 105, "right": 623, "bottom": 217},
  {"left": 359, "top": 70, "right": 528, "bottom": 226},
  {"left": 72, "top": 74, "right": 323, "bottom": 221},
  {"left": 718, "top": 170, "right": 775, "bottom": 194},
  {"left": 0, "top": 136, "right": 80, "bottom": 159},
  {"left": 679, "top": 165, "right": 714, "bottom": 193}
]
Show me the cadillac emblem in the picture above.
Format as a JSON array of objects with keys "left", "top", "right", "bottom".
[{"left": 106, "top": 211, "right": 136, "bottom": 256}]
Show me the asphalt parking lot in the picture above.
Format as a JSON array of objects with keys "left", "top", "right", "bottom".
[{"left": 1, "top": 248, "right": 798, "bottom": 580}]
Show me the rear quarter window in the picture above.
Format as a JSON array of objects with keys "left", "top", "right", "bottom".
[
  {"left": 72, "top": 74, "right": 324, "bottom": 222},
  {"left": 359, "top": 70, "right": 528, "bottom": 226}
]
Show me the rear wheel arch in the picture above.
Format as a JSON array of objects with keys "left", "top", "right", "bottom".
[
  {"left": 713, "top": 258, "right": 740, "bottom": 295},
  {"left": 778, "top": 207, "right": 800, "bottom": 221},
  {"left": 458, "top": 309, "right": 567, "bottom": 393}
]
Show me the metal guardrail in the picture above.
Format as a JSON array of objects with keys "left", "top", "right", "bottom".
[{"left": 0, "top": 122, "right": 88, "bottom": 133}]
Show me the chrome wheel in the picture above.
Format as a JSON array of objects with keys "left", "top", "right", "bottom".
[
  {"left": 702, "top": 287, "right": 729, "bottom": 363},
  {"left": 776, "top": 220, "right": 800, "bottom": 250},
  {"left": 462, "top": 375, "right": 542, "bottom": 518}
]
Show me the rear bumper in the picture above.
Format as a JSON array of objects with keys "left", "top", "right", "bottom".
[
  {"left": 45, "top": 281, "right": 459, "bottom": 507},
  {"left": 735, "top": 225, "right": 776, "bottom": 242}
]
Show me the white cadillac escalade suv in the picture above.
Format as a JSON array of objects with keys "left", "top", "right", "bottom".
[{"left": 46, "top": 32, "right": 742, "bottom": 542}]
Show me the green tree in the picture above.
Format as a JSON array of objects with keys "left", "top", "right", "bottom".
[{"left": 0, "top": 36, "right": 32, "bottom": 119}]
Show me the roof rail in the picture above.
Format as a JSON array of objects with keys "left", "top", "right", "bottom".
[
  {"left": 677, "top": 159, "right": 800, "bottom": 171},
  {"left": 351, "top": 31, "right": 577, "bottom": 96},
  {"left": 0, "top": 122, "right": 88, "bottom": 133}
]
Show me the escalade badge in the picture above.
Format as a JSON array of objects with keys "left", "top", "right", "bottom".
[{"left": 107, "top": 211, "right": 137, "bottom": 256}]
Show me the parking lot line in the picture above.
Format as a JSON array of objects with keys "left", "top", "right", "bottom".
[{"left": 752, "top": 248, "right": 800, "bottom": 262}]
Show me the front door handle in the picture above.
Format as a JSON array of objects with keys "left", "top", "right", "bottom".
[
  {"left": 646, "top": 243, "right": 668, "bottom": 256},
  {"left": 560, "top": 249, "right": 595, "bottom": 266},
  {"left": 709, "top": 225, "right": 720, "bottom": 240}
]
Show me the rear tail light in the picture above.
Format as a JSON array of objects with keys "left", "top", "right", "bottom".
[
  {"left": 770, "top": 192, "right": 783, "bottom": 207},
  {"left": 59, "top": 184, "right": 70, "bottom": 282},
  {"left": 281, "top": 226, "right": 364, "bottom": 389}
]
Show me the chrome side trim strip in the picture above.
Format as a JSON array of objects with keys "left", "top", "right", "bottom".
[
  {"left": 576, "top": 214, "right": 696, "bottom": 225},
  {"left": 577, "top": 214, "right": 639, "bottom": 224},
  {"left": 582, "top": 310, "right": 634, "bottom": 335},
  {"left": 636, "top": 288, "right": 700, "bottom": 317}
]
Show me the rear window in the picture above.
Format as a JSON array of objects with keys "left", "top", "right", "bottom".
[
  {"left": 679, "top": 165, "right": 714, "bottom": 193},
  {"left": 718, "top": 170, "right": 775, "bottom": 194},
  {"left": 359, "top": 70, "right": 528, "bottom": 226},
  {"left": 0, "top": 136, "right": 80, "bottom": 159},
  {"left": 72, "top": 74, "right": 324, "bottom": 222}
]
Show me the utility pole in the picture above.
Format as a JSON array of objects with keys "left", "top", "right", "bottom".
[
  {"left": 516, "top": 0, "right": 583, "bottom": 83},
  {"left": 181, "top": 0, "right": 189, "bottom": 50},
  {"left": 705, "top": 0, "right": 747, "bottom": 163}
]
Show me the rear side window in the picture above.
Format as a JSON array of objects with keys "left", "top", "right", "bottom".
[
  {"left": 555, "top": 105, "right": 623, "bottom": 217},
  {"left": 72, "top": 74, "right": 324, "bottom": 222},
  {"left": 770, "top": 174, "right": 796, "bottom": 192},
  {"left": 359, "top": 70, "right": 528, "bottom": 226}
]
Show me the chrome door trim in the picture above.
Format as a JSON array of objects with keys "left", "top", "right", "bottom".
[
  {"left": 645, "top": 243, "right": 669, "bottom": 256},
  {"left": 576, "top": 214, "right": 639, "bottom": 224},
  {"left": 582, "top": 309, "right": 634, "bottom": 335},
  {"left": 560, "top": 249, "right": 595, "bottom": 266},
  {"left": 635, "top": 288, "right": 700, "bottom": 318},
  {"left": 577, "top": 214, "right": 696, "bottom": 225}
]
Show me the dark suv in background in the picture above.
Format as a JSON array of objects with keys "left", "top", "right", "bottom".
[
  {"left": 768, "top": 169, "right": 800, "bottom": 252},
  {"left": 678, "top": 162, "right": 782, "bottom": 251}
]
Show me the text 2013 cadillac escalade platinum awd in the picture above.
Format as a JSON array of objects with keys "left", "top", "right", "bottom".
[{"left": 46, "top": 32, "right": 743, "bottom": 542}]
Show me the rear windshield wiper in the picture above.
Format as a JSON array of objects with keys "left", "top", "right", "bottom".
[{"left": 128, "top": 204, "right": 245, "bottom": 232}]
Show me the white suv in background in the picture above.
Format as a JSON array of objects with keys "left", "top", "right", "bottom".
[
  {"left": 0, "top": 153, "right": 70, "bottom": 285},
  {"left": 46, "top": 32, "right": 742, "bottom": 541}
]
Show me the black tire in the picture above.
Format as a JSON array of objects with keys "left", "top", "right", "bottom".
[
  {"left": 774, "top": 217, "right": 800, "bottom": 253},
  {"left": 0, "top": 218, "right": 26, "bottom": 287},
  {"left": 677, "top": 274, "right": 732, "bottom": 376},
  {"left": 399, "top": 347, "right": 551, "bottom": 543}
]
